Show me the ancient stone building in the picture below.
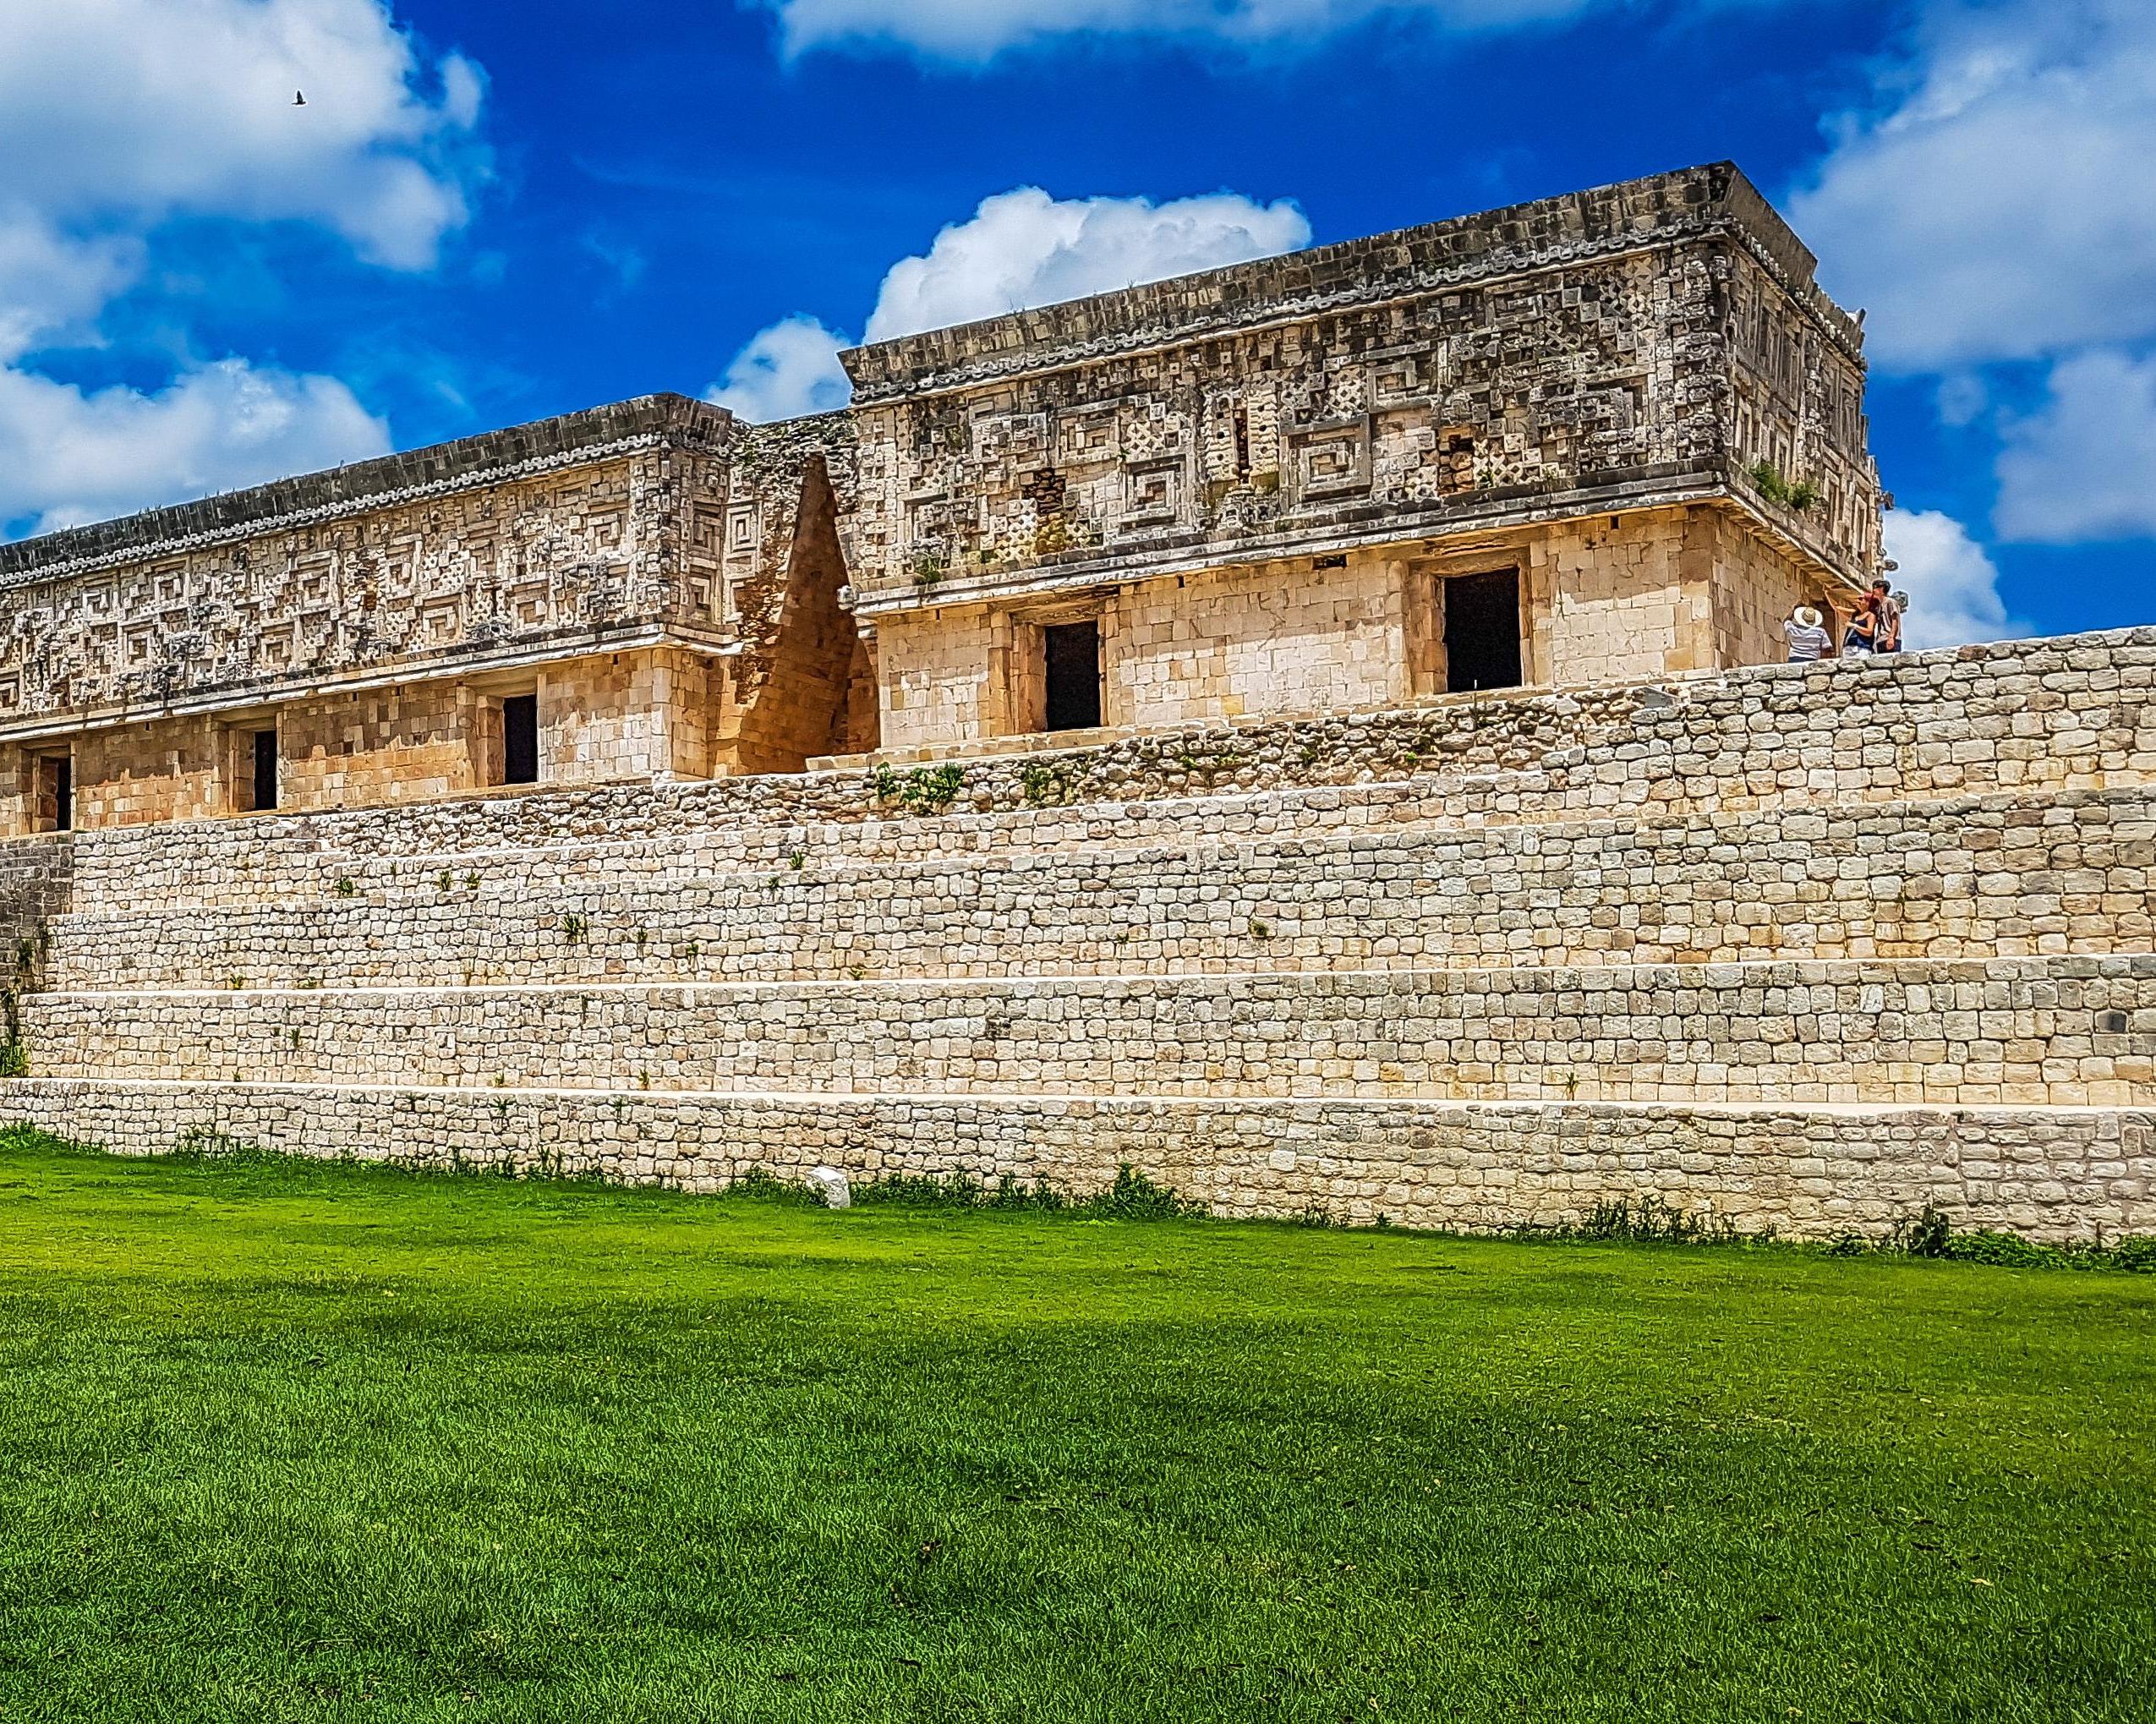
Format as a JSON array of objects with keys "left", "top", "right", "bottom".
[
  {"left": 0, "top": 164, "right": 1878, "bottom": 835},
  {"left": 11, "top": 164, "right": 2139, "bottom": 1245}
]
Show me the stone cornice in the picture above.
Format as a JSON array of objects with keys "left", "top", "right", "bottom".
[{"left": 0, "top": 394, "right": 736, "bottom": 590}]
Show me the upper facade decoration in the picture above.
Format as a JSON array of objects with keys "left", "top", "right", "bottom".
[{"left": 838, "top": 161, "right": 1879, "bottom": 616}]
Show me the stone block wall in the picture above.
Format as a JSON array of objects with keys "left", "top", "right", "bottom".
[
  {"left": 1107, "top": 550, "right": 1409, "bottom": 730},
  {"left": 3, "top": 629, "right": 2151, "bottom": 1242},
  {"left": 0, "top": 834, "right": 68, "bottom": 984},
  {"left": 21, "top": 646, "right": 732, "bottom": 833},
  {"left": 279, "top": 681, "right": 484, "bottom": 811},
  {"left": 24, "top": 955, "right": 2154, "bottom": 1106},
  {"left": 876, "top": 503, "right": 1883, "bottom": 752},
  {"left": 4, "top": 1083, "right": 2145, "bottom": 1244},
  {"left": 32, "top": 785, "right": 2152, "bottom": 991}
]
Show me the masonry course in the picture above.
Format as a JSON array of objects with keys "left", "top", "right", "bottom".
[
  {"left": 0, "top": 1082, "right": 2142, "bottom": 1243},
  {"left": 24, "top": 955, "right": 2154, "bottom": 1107},
  {"left": 45, "top": 627, "right": 2156, "bottom": 905},
  {"left": 35, "top": 785, "right": 2153, "bottom": 990}
]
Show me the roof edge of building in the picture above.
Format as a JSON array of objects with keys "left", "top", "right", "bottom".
[
  {"left": 0, "top": 392, "right": 734, "bottom": 585},
  {"left": 840, "top": 161, "right": 1858, "bottom": 402}
]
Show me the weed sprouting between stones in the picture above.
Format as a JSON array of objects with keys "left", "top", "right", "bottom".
[
  {"left": 723, "top": 1167, "right": 828, "bottom": 1208},
  {"left": 831, "top": 1163, "right": 1204, "bottom": 1221},
  {"left": 869, "top": 763, "right": 966, "bottom": 814},
  {"left": 1517, "top": 1194, "right": 2156, "bottom": 1273}
]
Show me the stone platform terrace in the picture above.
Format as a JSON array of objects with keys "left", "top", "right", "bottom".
[{"left": 3, "top": 629, "right": 2152, "bottom": 1240}]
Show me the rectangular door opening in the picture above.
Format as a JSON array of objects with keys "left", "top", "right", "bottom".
[
  {"left": 501, "top": 692, "right": 539, "bottom": 785},
  {"left": 1042, "top": 620, "right": 1103, "bottom": 732},
  {"left": 249, "top": 727, "right": 279, "bottom": 813},
  {"left": 1443, "top": 568, "right": 1523, "bottom": 694},
  {"left": 35, "top": 753, "right": 72, "bottom": 833}
]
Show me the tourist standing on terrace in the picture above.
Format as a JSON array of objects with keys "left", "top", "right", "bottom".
[
  {"left": 1872, "top": 581, "right": 1904, "bottom": 654},
  {"left": 1784, "top": 604, "right": 1832, "bottom": 663},
  {"left": 1842, "top": 594, "right": 1880, "bottom": 656}
]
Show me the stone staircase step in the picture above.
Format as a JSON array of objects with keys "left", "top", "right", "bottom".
[
  {"left": 41, "top": 785, "right": 2156, "bottom": 990},
  {"left": 22, "top": 955, "right": 2156, "bottom": 1107},
  {"left": 4, "top": 1076, "right": 2147, "bottom": 1242}
]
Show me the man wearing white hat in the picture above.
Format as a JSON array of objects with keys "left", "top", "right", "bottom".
[{"left": 1784, "top": 603, "right": 1832, "bottom": 664}]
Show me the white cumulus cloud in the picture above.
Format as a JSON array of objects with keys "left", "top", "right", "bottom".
[
  {"left": 0, "top": 359, "right": 389, "bottom": 537},
  {"left": 709, "top": 187, "right": 1310, "bottom": 420},
  {"left": 753, "top": 0, "right": 1604, "bottom": 62},
  {"left": 707, "top": 316, "right": 854, "bottom": 423},
  {"left": 1790, "top": 0, "right": 2156, "bottom": 373},
  {"left": 1882, "top": 508, "right": 2027, "bottom": 649},
  {"left": 0, "top": 212, "right": 141, "bottom": 365},
  {"left": 0, "top": 0, "right": 484, "bottom": 539},
  {"left": 864, "top": 187, "right": 1311, "bottom": 342},
  {"left": 0, "top": 0, "right": 485, "bottom": 272},
  {"left": 1994, "top": 349, "right": 2156, "bottom": 545}
]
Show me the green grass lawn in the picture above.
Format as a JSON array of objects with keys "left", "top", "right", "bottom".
[{"left": 2, "top": 1132, "right": 2151, "bottom": 1722}]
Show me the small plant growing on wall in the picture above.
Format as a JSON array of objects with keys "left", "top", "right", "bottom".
[
  {"left": 1748, "top": 461, "right": 1822, "bottom": 512},
  {"left": 0, "top": 1038, "right": 28, "bottom": 1079},
  {"left": 1021, "top": 760, "right": 1074, "bottom": 807},
  {"left": 562, "top": 914, "right": 588, "bottom": 943},
  {"left": 334, "top": 878, "right": 356, "bottom": 897},
  {"left": 900, "top": 764, "right": 965, "bottom": 813},
  {"left": 872, "top": 763, "right": 966, "bottom": 814},
  {"left": 911, "top": 551, "right": 947, "bottom": 590}
]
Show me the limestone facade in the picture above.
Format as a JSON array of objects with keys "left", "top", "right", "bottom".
[{"left": 0, "top": 163, "right": 1879, "bottom": 838}]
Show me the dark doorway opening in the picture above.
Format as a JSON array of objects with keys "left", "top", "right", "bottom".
[
  {"left": 502, "top": 693, "right": 539, "bottom": 785},
  {"left": 1043, "top": 621, "right": 1103, "bottom": 732},
  {"left": 37, "top": 754, "right": 72, "bottom": 833},
  {"left": 1444, "top": 568, "right": 1523, "bottom": 693},
  {"left": 251, "top": 728, "right": 279, "bottom": 812}
]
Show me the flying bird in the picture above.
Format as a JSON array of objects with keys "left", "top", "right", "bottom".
[{"left": 293, "top": 90, "right": 306, "bottom": 106}]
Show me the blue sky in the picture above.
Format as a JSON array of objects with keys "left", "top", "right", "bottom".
[{"left": 2, "top": 0, "right": 2152, "bottom": 646}]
